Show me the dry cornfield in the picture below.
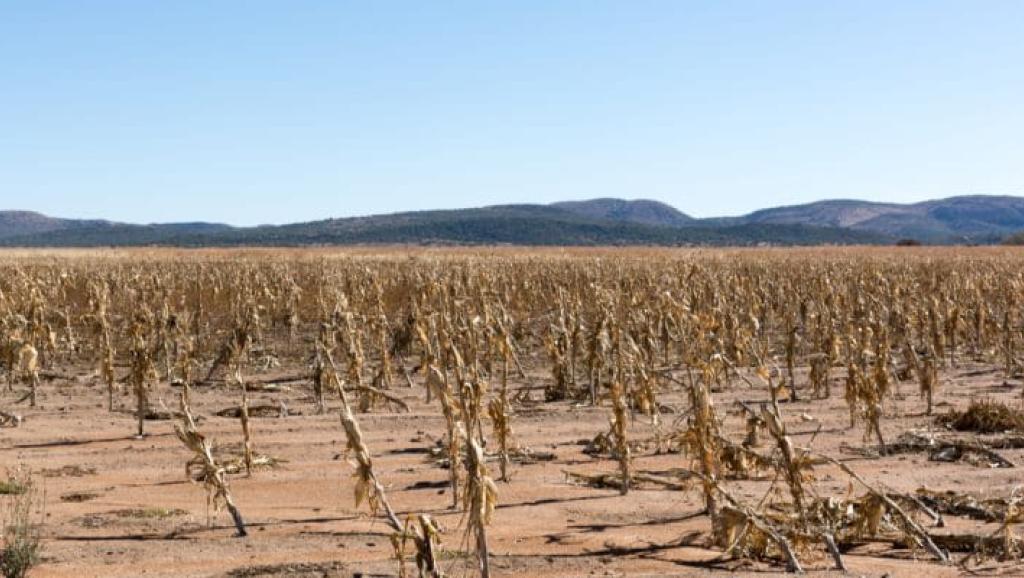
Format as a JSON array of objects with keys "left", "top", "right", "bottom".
[{"left": 3, "top": 246, "right": 1024, "bottom": 576}]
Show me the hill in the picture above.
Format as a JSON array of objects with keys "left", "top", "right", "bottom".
[
  {"left": 0, "top": 210, "right": 107, "bottom": 240},
  {"left": 550, "top": 198, "right": 694, "bottom": 227},
  {"left": 739, "top": 199, "right": 906, "bottom": 228},
  {"left": 0, "top": 212, "right": 234, "bottom": 245},
  {"left": 728, "top": 195, "right": 1024, "bottom": 243},
  {"left": 5, "top": 194, "right": 1024, "bottom": 247},
  {"left": 0, "top": 204, "right": 886, "bottom": 247}
]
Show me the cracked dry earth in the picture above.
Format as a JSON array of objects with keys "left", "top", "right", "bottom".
[{"left": 4, "top": 358, "right": 1024, "bottom": 578}]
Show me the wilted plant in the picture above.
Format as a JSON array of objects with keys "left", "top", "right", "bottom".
[
  {"left": 334, "top": 372, "right": 443, "bottom": 578},
  {"left": 608, "top": 380, "right": 631, "bottom": 494},
  {"left": 128, "top": 313, "right": 158, "bottom": 437},
  {"left": 174, "top": 392, "right": 248, "bottom": 537},
  {"left": 14, "top": 345, "right": 37, "bottom": 408},
  {"left": 464, "top": 437, "right": 496, "bottom": 578},
  {"left": 919, "top": 349, "right": 939, "bottom": 416}
]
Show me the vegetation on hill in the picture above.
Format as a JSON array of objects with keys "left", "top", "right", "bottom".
[
  {"left": 1002, "top": 231, "right": 1024, "bottom": 245},
  {"left": 728, "top": 195, "right": 1024, "bottom": 243},
  {"left": 0, "top": 204, "right": 887, "bottom": 247},
  {"left": 550, "top": 198, "right": 694, "bottom": 227},
  {"left": 4, "top": 194, "right": 1024, "bottom": 247}
]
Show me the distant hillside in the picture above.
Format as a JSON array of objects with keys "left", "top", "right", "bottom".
[
  {"left": 551, "top": 198, "right": 694, "bottom": 227},
  {"left": 0, "top": 212, "right": 234, "bottom": 245},
  {"left": 0, "top": 211, "right": 105, "bottom": 240},
  {"left": 5, "top": 194, "right": 1024, "bottom": 247},
  {"left": 728, "top": 195, "right": 1024, "bottom": 243},
  {"left": 0, "top": 204, "right": 886, "bottom": 247},
  {"left": 740, "top": 200, "right": 905, "bottom": 228}
]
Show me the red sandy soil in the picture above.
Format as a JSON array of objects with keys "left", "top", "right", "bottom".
[{"left": 4, "top": 357, "right": 1024, "bottom": 577}]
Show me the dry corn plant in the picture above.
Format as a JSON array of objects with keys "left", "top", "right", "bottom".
[
  {"left": 622, "top": 331, "right": 661, "bottom": 443},
  {"left": 437, "top": 318, "right": 499, "bottom": 576},
  {"left": 128, "top": 313, "right": 158, "bottom": 437},
  {"left": 311, "top": 324, "right": 333, "bottom": 414},
  {"left": 842, "top": 325, "right": 888, "bottom": 447},
  {"left": 585, "top": 311, "right": 611, "bottom": 405},
  {"left": 427, "top": 364, "right": 463, "bottom": 507},
  {"left": 814, "top": 452, "right": 948, "bottom": 563},
  {"left": 338, "top": 312, "right": 374, "bottom": 411},
  {"left": 338, "top": 393, "right": 400, "bottom": 529},
  {"left": 784, "top": 316, "right": 800, "bottom": 399},
  {"left": 487, "top": 315, "right": 517, "bottom": 482},
  {"left": 807, "top": 353, "right": 829, "bottom": 400},
  {"left": 370, "top": 301, "right": 396, "bottom": 393},
  {"left": 327, "top": 312, "right": 409, "bottom": 413},
  {"left": 204, "top": 323, "right": 251, "bottom": 383},
  {"left": 391, "top": 514, "right": 445, "bottom": 578},
  {"left": 176, "top": 334, "right": 198, "bottom": 406},
  {"left": 919, "top": 348, "right": 939, "bottom": 416},
  {"left": 486, "top": 398, "right": 512, "bottom": 483},
  {"left": 411, "top": 302, "right": 438, "bottom": 389},
  {"left": 680, "top": 359, "right": 724, "bottom": 541},
  {"left": 233, "top": 369, "right": 255, "bottom": 476},
  {"left": 608, "top": 380, "right": 631, "bottom": 494},
  {"left": 174, "top": 392, "right": 248, "bottom": 537},
  {"left": 464, "top": 436, "right": 497, "bottom": 578},
  {"left": 946, "top": 304, "right": 962, "bottom": 368},
  {"left": 1002, "top": 309, "right": 1019, "bottom": 378},
  {"left": 761, "top": 404, "right": 812, "bottom": 531},
  {"left": 15, "top": 343, "right": 39, "bottom": 408},
  {"left": 543, "top": 328, "right": 573, "bottom": 402},
  {"left": 961, "top": 485, "right": 1024, "bottom": 566},
  {"left": 333, "top": 375, "right": 443, "bottom": 578},
  {"left": 87, "top": 283, "right": 117, "bottom": 411}
]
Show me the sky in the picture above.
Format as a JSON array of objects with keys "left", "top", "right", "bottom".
[{"left": 1, "top": 1, "right": 1022, "bottom": 226}]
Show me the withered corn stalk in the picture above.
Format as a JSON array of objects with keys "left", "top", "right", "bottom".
[
  {"left": 338, "top": 391, "right": 402, "bottom": 529},
  {"left": 205, "top": 324, "right": 251, "bottom": 383},
  {"left": 808, "top": 353, "right": 829, "bottom": 400},
  {"left": 815, "top": 452, "right": 948, "bottom": 563},
  {"left": 488, "top": 328, "right": 515, "bottom": 482},
  {"left": 919, "top": 349, "right": 939, "bottom": 416},
  {"left": 89, "top": 285, "right": 117, "bottom": 411},
  {"left": 608, "top": 380, "right": 631, "bottom": 495},
  {"left": 427, "top": 364, "right": 463, "bottom": 507},
  {"left": 686, "top": 363, "right": 722, "bottom": 540},
  {"left": 784, "top": 318, "right": 800, "bottom": 399},
  {"left": 334, "top": 373, "right": 443, "bottom": 577},
  {"left": 174, "top": 393, "right": 248, "bottom": 537},
  {"left": 465, "top": 436, "right": 497, "bottom": 578},
  {"left": 699, "top": 471, "right": 804, "bottom": 573},
  {"left": 392, "top": 514, "right": 444, "bottom": 578},
  {"left": 128, "top": 314, "right": 157, "bottom": 437},
  {"left": 16, "top": 343, "right": 39, "bottom": 407},
  {"left": 235, "top": 369, "right": 255, "bottom": 476},
  {"left": 762, "top": 404, "right": 809, "bottom": 529},
  {"left": 487, "top": 397, "right": 512, "bottom": 483}
]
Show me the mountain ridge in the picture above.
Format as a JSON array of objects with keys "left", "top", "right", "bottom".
[{"left": 2, "top": 195, "right": 1022, "bottom": 247}]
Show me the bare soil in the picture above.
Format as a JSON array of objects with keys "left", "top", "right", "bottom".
[{"left": 4, "top": 357, "right": 1024, "bottom": 577}]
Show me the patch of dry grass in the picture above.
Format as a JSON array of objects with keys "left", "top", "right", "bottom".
[{"left": 938, "top": 399, "right": 1024, "bottom": 433}]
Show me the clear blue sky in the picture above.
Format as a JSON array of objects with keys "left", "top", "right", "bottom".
[{"left": 1, "top": 1, "right": 1022, "bottom": 226}]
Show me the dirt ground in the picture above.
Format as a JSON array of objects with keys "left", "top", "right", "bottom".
[{"left": 2, "top": 355, "right": 1023, "bottom": 577}]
